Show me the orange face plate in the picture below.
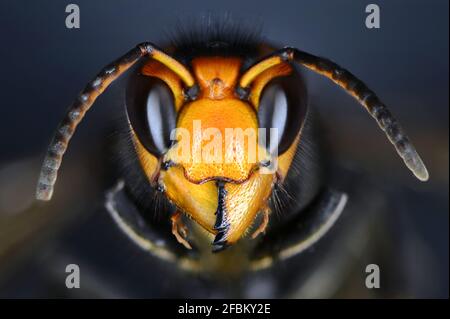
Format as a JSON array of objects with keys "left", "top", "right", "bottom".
[{"left": 133, "top": 55, "right": 300, "bottom": 245}]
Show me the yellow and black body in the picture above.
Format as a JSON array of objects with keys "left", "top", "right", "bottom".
[{"left": 36, "top": 24, "right": 428, "bottom": 272}]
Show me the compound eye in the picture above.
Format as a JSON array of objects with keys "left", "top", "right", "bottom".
[
  {"left": 258, "top": 83, "right": 288, "bottom": 154},
  {"left": 257, "top": 75, "right": 306, "bottom": 155},
  {"left": 126, "top": 75, "right": 176, "bottom": 156}
]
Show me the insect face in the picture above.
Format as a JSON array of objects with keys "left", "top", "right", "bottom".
[
  {"left": 36, "top": 32, "right": 428, "bottom": 257},
  {"left": 129, "top": 56, "right": 303, "bottom": 251}
]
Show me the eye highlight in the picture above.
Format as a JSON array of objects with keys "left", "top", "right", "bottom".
[
  {"left": 126, "top": 75, "right": 177, "bottom": 156},
  {"left": 257, "top": 74, "right": 307, "bottom": 155},
  {"left": 258, "top": 83, "right": 288, "bottom": 154}
]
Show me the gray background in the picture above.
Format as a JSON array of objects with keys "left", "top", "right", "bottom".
[{"left": 0, "top": 0, "right": 448, "bottom": 298}]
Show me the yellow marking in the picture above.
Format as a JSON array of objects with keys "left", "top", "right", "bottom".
[
  {"left": 131, "top": 123, "right": 159, "bottom": 184},
  {"left": 279, "top": 194, "right": 347, "bottom": 260},
  {"left": 161, "top": 166, "right": 218, "bottom": 233},
  {"left": 152, "top": 50, "right": 195, "bottom": 87},
  {"left": 249, "top": 63, "right": 292, "bottom": 109},
  {"left": 249, "top": 256, "right": 273, "bottom": 271},
  {"left": 224, "top": 172, "right": 275, "bottom": 244},
  {"left": 240, "top": 55, "right": 284, "bottom": 88},
  {"left": 142, "top": 61, "right": 185, "bottom": 110}
]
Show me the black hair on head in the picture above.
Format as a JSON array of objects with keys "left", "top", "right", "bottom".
[{"left": 167, "top": 14, "right": 264, "bottom": 63}]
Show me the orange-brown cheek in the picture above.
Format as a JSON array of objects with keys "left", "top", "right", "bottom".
[
  {"left": 222, "top": 172, "right": 275, "bottom": 244},
  {"left": 132, "top": 129, "right": 159, "bottom": 182},
  {"left": 160, "top": 166, "right": 218, "bottom": 233}
]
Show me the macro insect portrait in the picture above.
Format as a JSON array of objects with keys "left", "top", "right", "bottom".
[{"left": 0, "top": 0, "right": 448, "bottom": 303}]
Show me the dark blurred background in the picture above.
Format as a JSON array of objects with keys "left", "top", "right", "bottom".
[{"left": 0, "top": 0, "right": 448, "bottom": 298}]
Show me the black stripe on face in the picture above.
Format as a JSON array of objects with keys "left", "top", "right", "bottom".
[{"left": 212, "top": 181, "right": 230, "bottom": 252}]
